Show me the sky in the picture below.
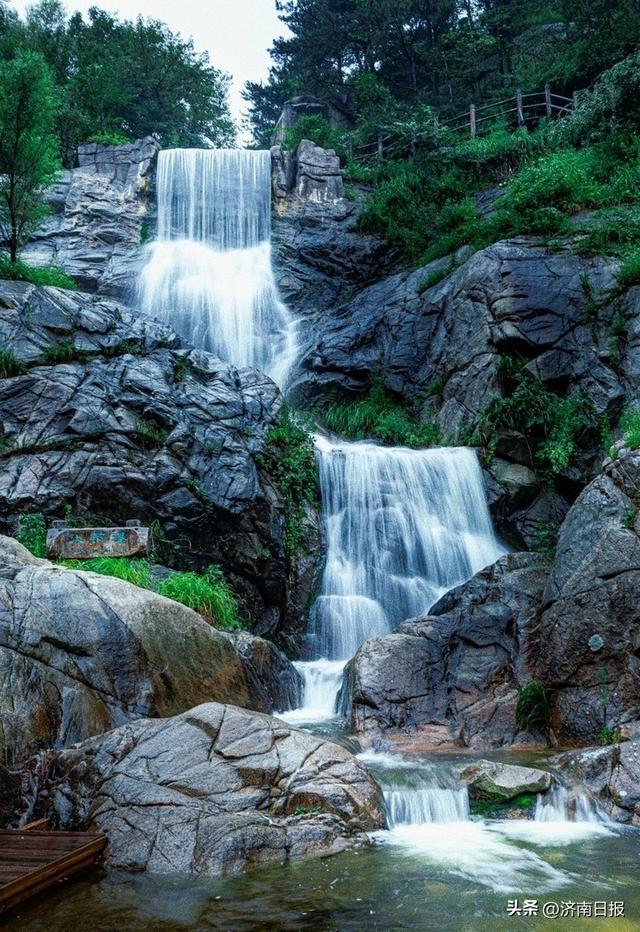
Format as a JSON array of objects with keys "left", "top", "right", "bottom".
[{"left": 9, "top": 0, "right": 286, "bottom": 134}]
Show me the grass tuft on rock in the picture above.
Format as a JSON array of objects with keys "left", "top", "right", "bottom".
[
  {"left": 0, "top": 256, "right": 77, "bottom": 290},
  {"left": 322, "top": 375, "right": 441, "bottom": 448},
  {"left": 61, "top": 556, "right": 243, "bottom": 630},
  {"left": 0, "top": 349, "right": 27, "bottom": 379},
  {"left": 515, "top": 679, "right": 550, "bottom": 734}
]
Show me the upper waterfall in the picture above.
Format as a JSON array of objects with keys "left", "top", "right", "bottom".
[{"left": 139, "top": 148, "right": 296, "bottom": 387}]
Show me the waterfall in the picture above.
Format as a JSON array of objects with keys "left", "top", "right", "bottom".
[
  {"left": 284, "top": 439, "right": 505, "bottom": 721},
  {"left": 385, "top": 787, "right": 470, "bottom": 827},
  {"left": 534, "top": 784, "right": 607, "bottom": 824},
  {"left": 139, "top": 148, "right": 296, "bottom": 387}
]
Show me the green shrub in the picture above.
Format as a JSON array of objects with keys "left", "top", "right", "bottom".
[
  {"left": 15, "top": 512, "right": 47, "bottom": 558},
  {"left": 86, "top": 131, "right": 131, "bottom": 146},
  {"left": 283, "top": 115, "right": 349, "bottom": 161},
  {"left": 515, "top": 679, "right": 550, "bottom": 733},
  {"left": 255, "top": 407, "right": 319, "bottom": 559},
  {"left": 551, "top": 51, "right": 640, "bottom": 147},
  {"left": 157, "top": 565, "right": 242, "bottom": 630},
  {"left": 0, "top": 256, "right": 77, "bottom": 290},
  {"left": 0, "top": 349, "right": 27, "bottom": 378},
  {"left": 481, "top": 374, "right": 594, "bottom": 478},
  {"left": 322, "top": 376, "right": 441, "bottom": 448},
  {"left": 618, "top": 247, "right": 640, "bottom": 287}
]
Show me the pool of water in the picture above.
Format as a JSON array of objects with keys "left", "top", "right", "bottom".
[
  {"left": 6, "top": 742, "right": 639, "bottom": 931},
  {"left": 6, "top": 826, "right": 639, "bottom": 931}
]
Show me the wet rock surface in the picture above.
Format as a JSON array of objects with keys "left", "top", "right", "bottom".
[
  {"left": 0, "top": 536, "right": 301, "bottom": 765},
  {"left": 41, "top": 702, "right": 385, "bottom": 877},
  {"left": 0, "top": 281, "right": 317, "bottom": 636},
  {"left": 551, "top": 737, "right": 640, "bottom": 823},
  {"left": 532, "top": 449, "right": 640, "bottom": 744},
  {"left": 342, "top": 553, "right": 549, "bottom": 749}
]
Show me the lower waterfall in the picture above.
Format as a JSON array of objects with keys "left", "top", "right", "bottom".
[{"left": 285, "top": 438, "right": 506, "bottom": 721}]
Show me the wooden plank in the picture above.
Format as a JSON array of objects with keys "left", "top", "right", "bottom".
[
  {"left": 0, "top": 830, "right": 106, "bottom": 913},
  {"left": 22, "top": 819, "right": 48, "bottom": 832}
]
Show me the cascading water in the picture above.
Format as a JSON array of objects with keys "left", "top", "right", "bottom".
[
  {"left": 285, "top": 439, "right": 506, "bottom": 721},
  {"left": 139, "top": 148, "right": 296, "bottom": 387},
  {"left": 534, "top": 783, "right": 607, "bottom": 824}
]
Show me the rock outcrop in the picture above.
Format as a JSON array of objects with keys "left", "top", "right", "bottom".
[
  {"left": 532, "top": 448, "right": 640, "bottom": 744},
  {"left": 287, "top": 237, "right": 626, "bottom": 545},
  {"left": 456, "top": 759, "right": 553, "bottom": 800},
  {"left": 0, "top": 281, "right": 317, "bottom": 638},
  {"left": 341, "top": 553, "right": 548, "bottom": 749},
  {"left": 22, "top": 137, "right": 158, "bottom": 297},
  {"left": 41, "top": 702, "right": 385, "bottom": 876},
  {"left": 0, "top": 536, "right": 301, "bottom": 765},
  {"left": 550, "top": 738, "right": 640, "bottom": 824}
]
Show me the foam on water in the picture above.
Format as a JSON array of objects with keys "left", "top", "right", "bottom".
[{"left": 139, "top": 148, "right": 296, "bottom": 387}]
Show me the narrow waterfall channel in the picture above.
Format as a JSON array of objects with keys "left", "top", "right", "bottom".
[
  {"left": 139, "top": 148, "right": 297, "bottom": 386},
  {"left": 284, "top": 438, "right": 506, "bottom": 722}
]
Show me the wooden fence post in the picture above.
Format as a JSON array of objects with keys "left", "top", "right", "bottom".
[
  {"left": 516, "top": 88, "right": 524, "bottom": 126},
  {"left": 544, "top": 84, "right": 552, "bottom": 118},
  {"left": 470, "top": 104, "right": 476, "bottom": 138}
]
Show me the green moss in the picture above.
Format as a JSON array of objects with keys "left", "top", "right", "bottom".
[
  {"left": 470, "top": 792, "right": 537, "bottom": 819},
  {"left": 255, "top": 406, "right": 319, "bottom": 559},
  {"left": 0, "top": 256, "right": 77, "bottom": 290},
  {"left": 322, "top": 375, "right": 441, "bottom": 448}
]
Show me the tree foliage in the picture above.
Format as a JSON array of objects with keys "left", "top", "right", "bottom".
[
  {"left": 5, "top": 1, "right": 235, "bottom": 165},
  {"left": 244, "top": 0, "right": 640, "bottom": 145},
  {"left": 0, "top": 50, "right": 60, "bottom": 261}
]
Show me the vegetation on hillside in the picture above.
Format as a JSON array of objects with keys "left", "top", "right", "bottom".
[
  {"left": 0, "top": 0, "right": 234, "bottom": 166},
  {"left": 13, "top": 510, "right": 243, "bottom": 630}
]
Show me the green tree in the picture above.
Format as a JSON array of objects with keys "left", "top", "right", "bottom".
[{"left": 0, "top": 50, "right": 60, "bottom": 262}]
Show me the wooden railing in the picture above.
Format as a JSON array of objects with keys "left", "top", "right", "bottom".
[{"left": 351, "top": 84, "right": 575, "bottom": 163}]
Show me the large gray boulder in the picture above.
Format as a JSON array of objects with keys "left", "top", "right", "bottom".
[
  {"left": 0, "top": 282, "right": 318, "bottom": 640},
  {"left": 342, "top": 553, "right": 548, "bottom": 749},
  {"left": 41, "top": 703, "right": 385, "bottom": 877},
  {"left": 550, "top": 738, "right": 640, "bottom": 824},
  {"left": 533, "top": 449, "right": 640, "bottom": 744},
  {"left": 456, "top": 759, "right": 553, "bottom": 800},
  {"left": 21, "top": 137, "right": 158, "bottom": 297},
  {"left": 0, "top": 536, "right": 301, "bottom": 765}
]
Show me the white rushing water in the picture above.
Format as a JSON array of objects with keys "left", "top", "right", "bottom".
[
  {"left": 284, "top": 440, "right": 505, "bottom": 721},
  {"left": 139, "top": 148, "right": 297, "bottom": 387},
  {"left": 361, "top": 750, "right": 612, "bottom": 894}
]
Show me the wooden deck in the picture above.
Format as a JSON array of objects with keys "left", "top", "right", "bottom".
[{"left": 0, "top": 820, "right": 106, "bottom": 913}]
